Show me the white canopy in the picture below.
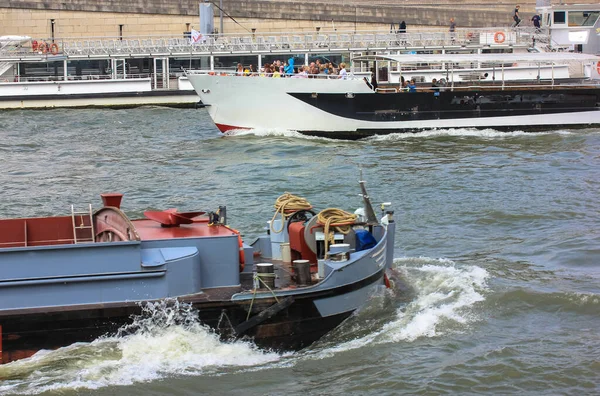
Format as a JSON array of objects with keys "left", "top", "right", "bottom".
[{"left": 352, "top": 52, "right": 600, "bottom": 64}]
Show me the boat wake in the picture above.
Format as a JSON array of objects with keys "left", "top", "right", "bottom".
[
  {"left": 0, "top": 258, "right": 488, "bottom": 394},
  {"left": 221, "top": 127, "right": 585, "bottom": 142},
  {"left": 0, "top": 300, "right": 282, "bottom": 395},
  {"left": 364, "top": 128, "right": 572, "bottom": 141},
  {"left": 223, "top": 128, "right": 335, "bottom": 142},
  {"left": 303, "top": 257, "right": 489, "bottom": 359}
]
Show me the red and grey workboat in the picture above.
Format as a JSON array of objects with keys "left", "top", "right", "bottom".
[{"left": 0, "top": 181, "right": 398, "bottom": 364}]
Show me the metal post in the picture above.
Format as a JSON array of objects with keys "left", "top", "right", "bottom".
[
  {"left": 50, "top": 19, "right": 55, "bottom": 43},
  {"left": 501, "top": 63, "right": 505, "bottom": 90},
  {"left": 258, "top": 54, "right": 262, "bottom": 70},
  {"left": 304, "top": 53, "right": 309, "bottom": 66},
  {"left": 220, "top": 0, "right": 224, "bottom": 36},
  {"left": 63, "top": 59, "right": 68, "bottom": 81},
  {"left": 441, "top": 49, "right": 445, "bottom": 71},
  {"left": 163, "top": 58, "right": 168, "bottom": 89},
  {"left": 152, "top": 58, "right": 157, "bottom": 89},
  {"left": 210, "top": 56, "right": 214, "bottom": 71}
]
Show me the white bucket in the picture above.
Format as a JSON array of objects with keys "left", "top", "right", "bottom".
[{"left": 281, "top": 242, "right": 291, "bottom": 263}]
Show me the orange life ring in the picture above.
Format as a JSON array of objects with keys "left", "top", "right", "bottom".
[
  {"left": 50, "top": 43, "right": 59, "bottom": 55},
  {"left": 466, "top": 32, "right": 474, "bottom": 40},
  {"left": 208, "top": 71, "right": 216, "bottom": 75},
  {"left": 31, "top": 40, "right": 38, "bottom": 51},
  {"left": 597, "top": 61, "right": 600, "bottom": 75},
  {"left": 494, "top": 31, "right": 506, "bottom": 44}
]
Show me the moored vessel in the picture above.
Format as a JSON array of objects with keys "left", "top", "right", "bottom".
[{"left": 0, "top": 181, "right": 398, "bottom": 364}]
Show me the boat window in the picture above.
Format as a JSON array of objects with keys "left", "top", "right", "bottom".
[
  {"left": 553, "top": 11, "right": 566, "bottom": 24},
  {"left": 568, "top": 11, "right": 600, "bottom": 27}
]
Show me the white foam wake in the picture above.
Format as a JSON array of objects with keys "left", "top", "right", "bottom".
[
  {"left": 382, "top": 257, "right": 489, "bottom": 342},
  {"left": 223, "top": 128, "right": 335, "bottom": 141},
  {"left": 300, "top": 257, "right": 489, "bottom": 360},
  {"left": 0, "top": 300, "right": 282, "bottom": 395},
  {"left": 224, "top": 127, "right": 578, "bottom": 142},
  {"left": 366, "top": 128, "right": 571, "bottom": 141}
]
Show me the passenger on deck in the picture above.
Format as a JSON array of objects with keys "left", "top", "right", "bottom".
[
  {"left": 431, "top": 78, "right": 439, "bottom": 90},
  {"left": 292, "top": 66, "right": 309, "bottom": 78},
  {"left": 262, "top": 64, "right": 272, "bottom": 77},
  {"left": 236, "top": 63, "right": 244, "bottom": 76},
  {"left": 407, "top": 79, "right": 417, "bottom": 93},
  {"left": 401, "top": 80, "right": 409, "bottom": 92},
  {"left": 338, "top": 63, "right": 348, "bottom": 80},
  {"left": 369, "top": 69, "right": 378, "bottom": 91},
  {"left": 284, "top": 57, "right": 295, "bottom": 76}
]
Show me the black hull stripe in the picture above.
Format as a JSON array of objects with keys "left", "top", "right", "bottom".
[{"left": 289, "top": 89, "right": 600, "bottom": 123}]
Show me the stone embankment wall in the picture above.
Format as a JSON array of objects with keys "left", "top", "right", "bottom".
[{"left": 1, "top": 0, "right": 598, "bottom": 38}]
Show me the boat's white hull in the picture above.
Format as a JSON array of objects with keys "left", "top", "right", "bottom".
[{"left": 188, "top": 74, "right": 600, "bottom": 137}]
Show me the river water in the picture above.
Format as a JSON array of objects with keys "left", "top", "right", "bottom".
[{"left": 0, "top": 107, "right": 598, "bottom": 395}]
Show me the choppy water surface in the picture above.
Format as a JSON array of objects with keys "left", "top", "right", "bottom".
[{"left": 0, "top": 108, "right": 599, "bottom": 395}]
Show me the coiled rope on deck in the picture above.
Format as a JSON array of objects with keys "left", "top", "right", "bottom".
[
  {"left": 270, "top": 192, "right": 312, "bottom": 233},
  {"left": 317, "top": 208, "right": 358, "bottom": 256}
]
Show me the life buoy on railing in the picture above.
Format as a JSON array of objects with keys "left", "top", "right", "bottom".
[
  {"left": 50, "top": 43, "right": 59, "bottom": 55},
  {"left": 597, "top": 61, "right": 600, "bottom": 75},
  {"left": 494, "top": 31, "right": 506, "bottom": 44},
  {"left": 31, "top": 40, "right": 38, "bottom": 51}
]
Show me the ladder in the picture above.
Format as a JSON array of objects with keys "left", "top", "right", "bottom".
[{"left": 71, "top": 204, "right": 95, "bottom": 244}]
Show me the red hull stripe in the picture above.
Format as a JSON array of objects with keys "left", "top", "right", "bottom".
[{"left": 215, "top": 123, "right": 250, "bottom": 133}]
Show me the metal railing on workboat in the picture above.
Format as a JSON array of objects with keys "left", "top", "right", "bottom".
[{"left": 0, "top": 27, "right": 547, "bottom": 60}]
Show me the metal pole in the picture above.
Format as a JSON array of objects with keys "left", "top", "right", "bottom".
[
  {"left": 220, "top": 0, "right": 224, "bottom": 35},
  {"left": 152, "top": 58, "right": 157, "bottom": 89}
]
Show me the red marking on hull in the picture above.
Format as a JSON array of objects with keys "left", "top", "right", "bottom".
[{"left": 215, "top": 123, "right": 250, "bottom": 133}]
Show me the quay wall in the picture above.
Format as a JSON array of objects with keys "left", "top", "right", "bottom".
[{"left": 1, "top": 0, "right": 599, "bottom": 39}]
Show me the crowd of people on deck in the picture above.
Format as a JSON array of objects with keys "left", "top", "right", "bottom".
[
  {"left": 233, "top": 58, "right": 449, "bottom": 93},
  {"left": 234, "top": 58, "right": 347, "bottom": 78}
]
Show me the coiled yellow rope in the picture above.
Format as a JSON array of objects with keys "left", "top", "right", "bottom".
[
  {"left": 270, "top": 192, "right": 312, "bottom": 233},
  {"left": 317, "top": 208, "right": 358, "bottom": 256}
]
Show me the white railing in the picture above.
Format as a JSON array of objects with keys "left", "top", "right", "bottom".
[
  {"left": 0, "top": 27, "right": 547, "bottom": 60},
  {"left": 9, "top": 73, "right": 152, "bottom": 83}
]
